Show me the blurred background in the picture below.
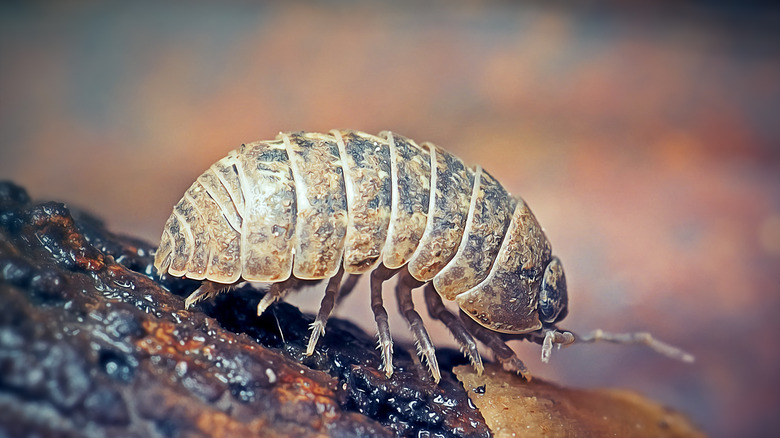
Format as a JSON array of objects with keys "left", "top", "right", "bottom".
[{"left": 1, "top": 1, "right": 778, "bottom": 436}]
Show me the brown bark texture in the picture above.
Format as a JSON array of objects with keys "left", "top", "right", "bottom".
[{"left": 0, "top": 181, "right": 702, "bottom": 437}]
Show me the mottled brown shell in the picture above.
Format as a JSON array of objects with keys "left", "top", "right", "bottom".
[{"left": 154, "top": 130, "right": 555, "bottom": 334}]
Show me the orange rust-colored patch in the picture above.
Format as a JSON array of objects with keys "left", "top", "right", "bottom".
[
  {"left": 138, "top": 319, "right": 208, "bottom": 357},
  {"left": 194, "top": 413, "right": 270, "bottom": 438},
  {"left": 271, "top": 375, "right": 341, "bottom": 425}
]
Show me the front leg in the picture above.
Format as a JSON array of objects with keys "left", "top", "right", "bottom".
[{"left": 459, "top": 311, "right": 531, "bottom": 380}]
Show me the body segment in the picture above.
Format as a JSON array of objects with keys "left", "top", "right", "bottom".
[
  {"left": 406, "top": 144, "right": 475, "bottom": 281},
  {"left": 283, "top": 132, "right": 348, "bottom": 280},
  {"left": 333, "top": 130, "right": 393, "bottom": 274},
  {"left": 234, "top": 140, "right": 297, "bottom": 282},
  {"left": 381, "top": 132, "right": 431, "bottom": 269}
]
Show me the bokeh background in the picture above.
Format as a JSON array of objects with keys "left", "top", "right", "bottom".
[{"left": 1, "top": 1, "right": 778, "bottom": 436}]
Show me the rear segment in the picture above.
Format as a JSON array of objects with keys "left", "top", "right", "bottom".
[{"left": 153, "top": 172, "right": 242, "bottom": 283}]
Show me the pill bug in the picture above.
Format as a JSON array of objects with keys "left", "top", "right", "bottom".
[{"left": 154, "top": 130, "right": 693, "bottom": 382}]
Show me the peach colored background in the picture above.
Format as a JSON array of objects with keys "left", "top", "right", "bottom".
[{"left": 2, "top": 2, "right": 778, "bottom": 436}]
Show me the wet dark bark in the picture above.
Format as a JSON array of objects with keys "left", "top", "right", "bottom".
[{"left": 0, "top": 181, "right": 488, "bottom": 438}]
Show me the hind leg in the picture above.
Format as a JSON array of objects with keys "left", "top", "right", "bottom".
[
  {"left": 256, "top": 276, "right": 300, "bottom": 316},
  {"left": 184, "top": 280, "right": 236, "bottom": 309}
]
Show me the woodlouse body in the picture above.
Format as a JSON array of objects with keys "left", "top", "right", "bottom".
[{"left": 155, "top": 130, "right": 692, "bottom": 382}]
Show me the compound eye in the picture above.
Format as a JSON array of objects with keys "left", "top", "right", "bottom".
[
  {"left": 539, "top": 257, "right": 568, "bottom": 323},
  {"left": 539, "top": 296, "right": 557, "bottom": 322}
]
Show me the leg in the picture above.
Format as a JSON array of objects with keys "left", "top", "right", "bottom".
[
  {"left": 306, "top": 265, "right": 345, "bottom": 356},
  {"left": 540, "top": 329, "right": 575, "bottom": 363},
  {"left": 395, "top": 268, "right": 440, "bottom": 382},
  {"left": 370, "top": 263, "right": 400, "bottom": 378},
  {"left": 423, "top": 284, "right": 484, "bottom": 375},
  {"left": 459, "top": 311, "right": 532, "bottom": 380},
  {"left": 184, "top": 280, "right": 234, "bottom": 309},
  {"left": 336, "top": 273, "right": 361, "bottom": 305},
  {"left": 257, "top": 276, "right": 299, "bottom": 316},
  {"left": 575, "top": 329, "right": 694, "bottom": 363}
]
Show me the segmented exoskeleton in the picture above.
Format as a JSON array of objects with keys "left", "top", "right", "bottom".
[{"left": 155, "top": 130, "right": 692, "bottom": 382}]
